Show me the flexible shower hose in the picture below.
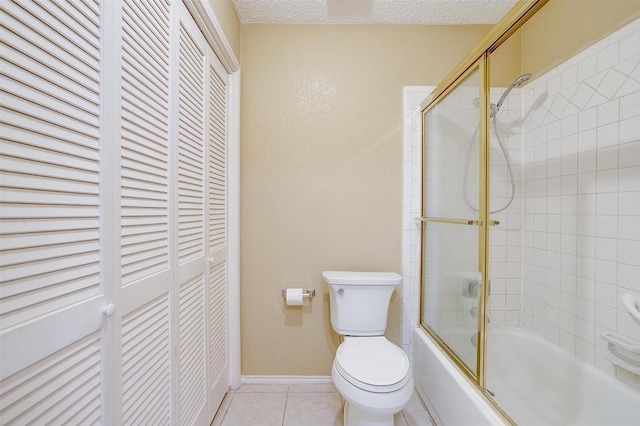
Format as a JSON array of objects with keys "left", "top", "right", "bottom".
[{"left": 462, "top": 115, "right": 516, "bottom": 214}]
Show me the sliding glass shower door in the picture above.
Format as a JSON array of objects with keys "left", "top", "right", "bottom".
[{"left": 420, "top": 65, "right": 486, "bottom": 377}]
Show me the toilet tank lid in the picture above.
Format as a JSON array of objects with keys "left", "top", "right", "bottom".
[{"left": 322, "top": 271, "right": 401, "bottom": 285}]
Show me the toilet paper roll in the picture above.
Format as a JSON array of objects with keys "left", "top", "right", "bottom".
[{"left": 285, "top": 288, "right": 304, "bottom": 306}]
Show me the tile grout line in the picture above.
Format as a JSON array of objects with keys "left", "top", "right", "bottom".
[
  {"left": 213, "top": 390, "right": 235, "bottom": 426},
  {"left": 281, "top": 386, "right": 290, "bottom": 426}
]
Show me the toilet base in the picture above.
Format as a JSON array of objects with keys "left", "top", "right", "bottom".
[{"left": 344, "top": 401, "right": 394, "bottom": 426}]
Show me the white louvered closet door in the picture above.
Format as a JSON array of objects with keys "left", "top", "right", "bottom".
[
  {"left": 175, "top": 11, "right": 208, "bottom": 426},
  {"left": 0, "top": 0, "right": 110, "bottom": 423},
  {"left": 1, "top": 0, "right": 232, "bottom": 425},
  {"left": 206, "top": 29, "right": 230, "bottom": 416},
  {"left": 174, "top": 2, "right": 230, "bottom": 424},
  {"left": 118, "top": 0, "right": 173, "bottom": 424}
]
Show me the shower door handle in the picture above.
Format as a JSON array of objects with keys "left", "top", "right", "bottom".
[
  {"left": 415, "top": 217, "right": 476, "bottom": 225},
  {"left": 415, "top": 217, "right": 500, "bottom": 226}
]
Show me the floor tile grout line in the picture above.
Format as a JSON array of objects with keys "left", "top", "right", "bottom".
[
  {"left": 214, "top": 390, "right": 235, "bottom": 426},
  {"left": 214, "top": 384, "right": 433, "bottom": 426},
  {"left": 281, "top": 388, "right": 290, "bottom": 426}
]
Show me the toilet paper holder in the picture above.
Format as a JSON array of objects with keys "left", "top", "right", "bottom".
[{"left": 281, "top": 288, "right": 316, "bottom": 298}]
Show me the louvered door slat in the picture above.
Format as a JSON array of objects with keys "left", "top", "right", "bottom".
[
  {"left": 121, "top": 219, "right": 166, "bottom": 234},
  {"left": 1, "top": 270, "right": 100, "bottom": 330},
  {"left": 122, "top": 36, "right": 166, "bottom": 85},
  {"left": 209, "top": 262, "right": 227, "bottom": 385},
  {"left": 120, "top": 166, "right": 166, "bottom": 188},
  {"left": 121, "top": 195, "right": 166, "bottom": 211},
  {"left": 121, "top": 194, "right": 166, "bottom": 209},
  {"left": 0, "top": 41, "right": 96, "bottom": 96},
  {"left": 120, "top": 136, "right": 167, "bottom": 168},
  {"left": 0, "top": 62, "right": 98, "bottom": 113},
  {"left": 2, "top": 1, "right": 100, "bottom": 72},
  {"left": 178, "top": 113, "right": 203, "bottom": 143},
  {"left": 0, "top": 218, "right": 98, "bottom": 234},
  {"left": 1, "top": 5, "right": 99, "bottom": 86},
  {"left": 31, "top": 0, "right": 101, "bottom": 43},
  {"left": 0, "top": 122, "right": 98, "bottom": 158},
  {"left": 121, "top": 51, "right": 167, "bottom": 101},
  {"left": 122, "top": 295, "right": 170, "bottom": 426},
  {"left": 0, "top": 170, "right": 98, "bottom": 195},
  {"left": 0, "top": 334, "right": 102, "bottom": 424},
  {"left": 142, "top": 0, "right": 169, "bottom": 27},
  {"left": 120, "top": 0, "right": 170, "bottom": 286},
  {"left": 122, "top": 102, "right": 167, "bottom": 138},
  {"left": 0, "top": 239, "right": 99, "bottom": 269},
  {"left": 209, "top": 65, "right": 227, "bottom": 253},
  {"left": 0, "top": 243, "right": 99, "bottom": 276},
  {"left": 1, "top": 91, "right": 99, "bottom": 138},
  {"left": 0, "top": 186, "right": 98, "bottom": 206},
  {"left": 0, "top": 205, "right": 99, "bottom": 221},
  {"left": 1, "top": 273, "right": 99, "bottom": 310},
  {"left": 123, "top": 0, "right": 169, "bottom": 48},
  {"left": 0, "top": 1, "right": 106, "bottom": 423},
  {"left": 179, "top": 274, "right": 206, "bottom": 425},
  {"left": 122, "top": 100, "right": 167, "bottom": 136},
  {"left": 177, "top": 22, "right": 205, "bottom": 265},
  {"left": 0, "top": 0, "right": 102, "bottom": 330},
  {"left": 117, "top": 1, "right": 174, "bottom": 423},
  {"left": 0, "top": 47, "right": 97, "bottom": 105},
  {"left": 120, "top": 228, "right": 168, "bottom": 247},
  {"left": 121, "top": 154, "right": 166, "bottom": 178},
  {"left": 126, "top": 0, "right": 169, "bottom": 46},
  {"left": 38, "top": 374, "right": 101, "bottom": 424},
  {"left": 121, "top": 247, "right": 164, "bottom": 272},
  {"left": 0, "top": 78, "right": 98, "bottom": 126},
  {"left": 119, "top": 64, "right": 167, "bottom": 106},
  {"left": 120, "top": 78, "right": 167, "bottom": 119},
  {"left": 0, "top": 112, "right": 100, "bottom": 153}
]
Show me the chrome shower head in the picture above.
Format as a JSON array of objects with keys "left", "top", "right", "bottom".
[
  {"left": 491, "top": 73, "right": 532, "bottom": 117},
  {"left": 513, "top": 73, "right": 532, "bottom": 87}
]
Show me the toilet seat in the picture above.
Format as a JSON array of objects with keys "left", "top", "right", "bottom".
[{"left": 334, "top": 337, "right": 410, "bottom": 393}]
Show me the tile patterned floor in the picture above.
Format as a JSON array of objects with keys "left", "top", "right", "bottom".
[{"left": 211, "top": 383, "right": 434, "bottom": 426}]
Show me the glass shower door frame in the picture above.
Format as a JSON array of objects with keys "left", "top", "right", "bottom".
[
  {"left": 419, "top": 54, "right": 491, "bottom": 387},
  {"left": 418, "top": 2, "right": 549, "bottom": 422}
]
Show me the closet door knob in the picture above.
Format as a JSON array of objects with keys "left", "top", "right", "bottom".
[{"left": 102, "top": 303, "right": 116, "bottom": 317}]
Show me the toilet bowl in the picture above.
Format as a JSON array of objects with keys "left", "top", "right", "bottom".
[
  {"left": 332, "top": 336, "right": 414, "bottom": 425},
  {"left": 323, "top": 271, "right": 414, "bottom": 426}
]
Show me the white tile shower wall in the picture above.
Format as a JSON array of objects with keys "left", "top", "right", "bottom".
[
  {"left": 521, "top": 18, "right": 640, "bottom": 386},
  {"left": 489, "top": 87, "right": 525, "bottom": 327},
  {"left": 402, "top": 86, "right": 433, "bottom": 362}
]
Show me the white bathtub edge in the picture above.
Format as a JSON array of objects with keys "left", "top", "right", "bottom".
[{"left": 413, "top": 327, "right": 508, "bottom": 426}]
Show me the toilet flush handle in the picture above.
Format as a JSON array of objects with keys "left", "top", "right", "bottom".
[{"left": 336, "top": 288, "right": 344, "bottom": 295}]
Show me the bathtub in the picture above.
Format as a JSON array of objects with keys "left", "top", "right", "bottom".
[{"left": 413, "top": 326, "right": 640, "bottom": 426}]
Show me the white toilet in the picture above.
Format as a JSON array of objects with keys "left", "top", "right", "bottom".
[{"left": 323, "top": 271, "right": 414, "bottom": 426}]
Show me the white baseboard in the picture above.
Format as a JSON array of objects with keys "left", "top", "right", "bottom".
[{"left": 241, "top": 375, "right": 333, "bottom": 385}]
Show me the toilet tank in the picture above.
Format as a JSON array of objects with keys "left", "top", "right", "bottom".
[{"left": 323, "top": 271, "right": 401, "bottom": 336}]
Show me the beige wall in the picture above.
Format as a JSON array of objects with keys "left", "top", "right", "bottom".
[
  {"left": 208, "top": 0, "right": 241, "bottom": 60},
  {"left": 521, "top": 0, "right": 640, "bottom": 77},
  {"left": 240, "top": 24, "right": 492, "bottom": 375},
  {"left": 490, "top": 30, "right": 523, "bottom": 86}
]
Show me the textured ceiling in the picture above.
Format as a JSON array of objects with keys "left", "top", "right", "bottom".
[{"left": 232, "top": 0, "right": 519, "bottom": 25}]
